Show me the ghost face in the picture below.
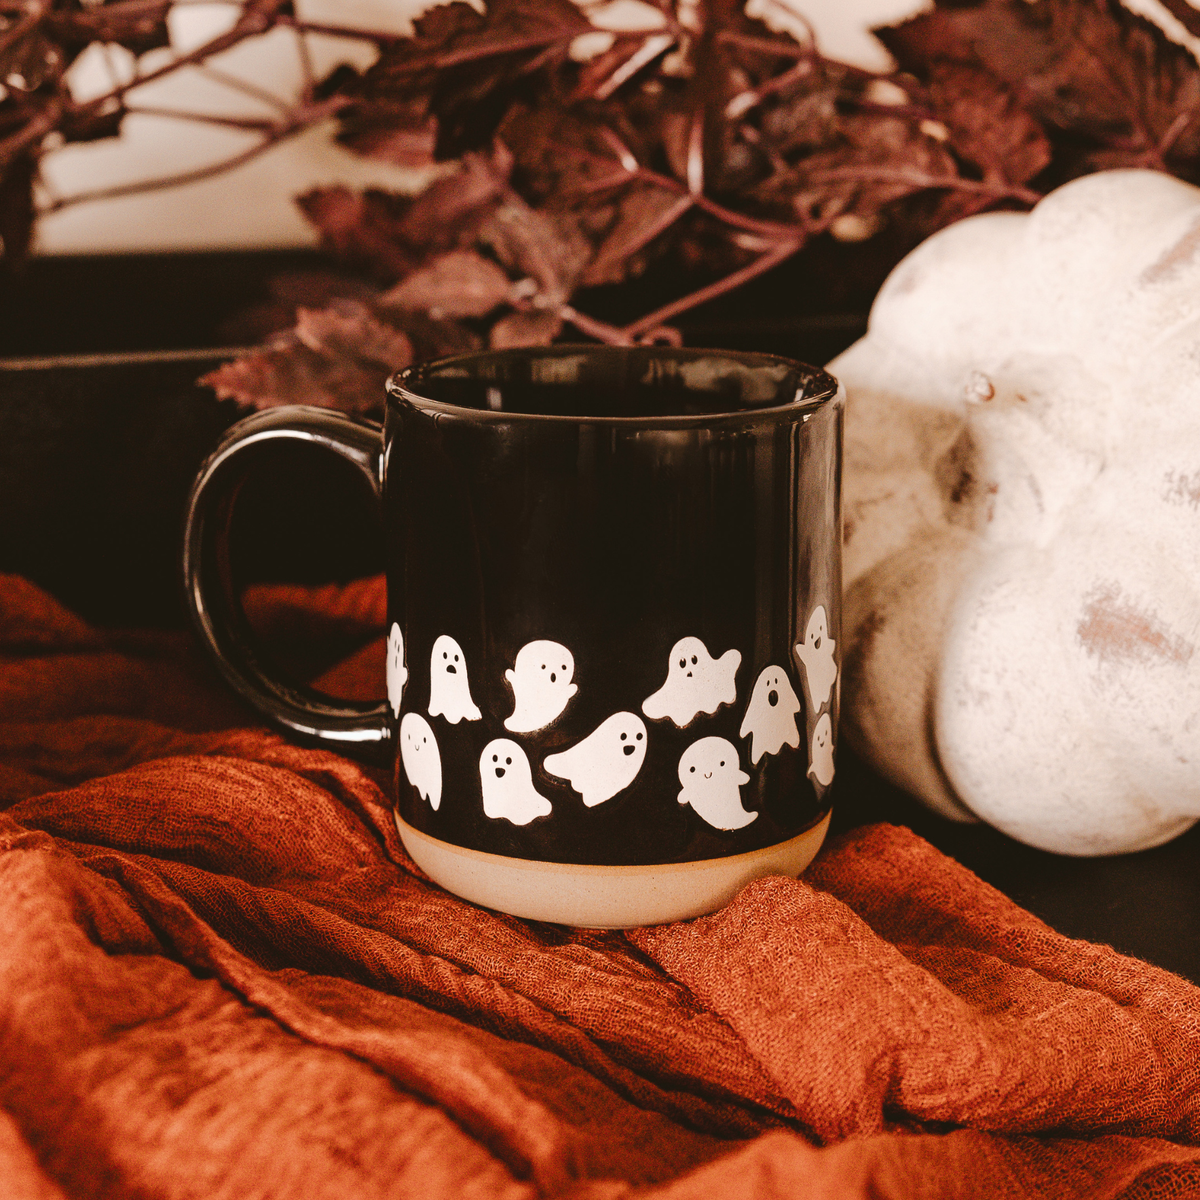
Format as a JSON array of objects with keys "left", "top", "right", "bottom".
[
  {"left": 677, "top": 736, "right": 756, "bottom": 830},
  {"left": 808, "top": 712, "right": 836, "bottom": 787},
  {"left": 386, "top": 623, "right": 407, "bottom": 718},
  {"left": 643, "top": 636, "right": 741, "bottom": 728},
  {"left": 504, "top": 640, "right": 578, "bottom": 733},
  {"left": 794, "top": 605, "right": 838, "bottom": 710},
  {"left": 543, "top": 711, "right": 647, "bottom": 807},
  {"left": 400, "top": 712, "right": 442, "bottom": 810},
  {"left": 428, "top": 635, "right": 482, "bottom": 724},
  {"left": 739, "top": 665, "right": 802, "bottom": 764},
  {"left": 479, "top": 739, "right": 552, "bottom": 826}
]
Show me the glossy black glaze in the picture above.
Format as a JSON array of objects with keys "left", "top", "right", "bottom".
[
  {"left": 385, "top": 348, "right": 841, "bottom": 866},
  {"left": 184, "top": 348, "right": 841, "bottom": 865},
  {"left": 182, "top": 406, "right": 393, "bottom": 764}
]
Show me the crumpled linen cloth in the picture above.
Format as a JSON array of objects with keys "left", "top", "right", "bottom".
[{"left": 2, "top": 572, "right": 1199, "bottom": 1200}]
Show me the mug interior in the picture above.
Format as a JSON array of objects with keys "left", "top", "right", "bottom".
[{"left": 389, "top": 346, "right": 837, "bottom": 420}]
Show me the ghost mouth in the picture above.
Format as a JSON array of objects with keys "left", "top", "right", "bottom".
[
  {"left": 494, "top": 767, "right": 506, "bottom": 778},
  {"left": 768, "top": 689, "right": 778, "bottom": 707},
  {"left": 550, "top": 672, "right": 557, "bottom": 682},
  {"left": 622, "top": 745, "right": 636, "bottom": 756},
  {"left": 446, "top": 665, "right": 457, "bottom": 674},
  {"left": 704, "top": 771, "right": 712, "bottom": 779},
  {"left": 686, "top": 671, "right": 693, "bottom": 678}
]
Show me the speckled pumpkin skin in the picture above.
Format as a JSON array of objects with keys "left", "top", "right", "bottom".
[{"left": 832, "top": 169, "right": 1200, "bottom": 855}]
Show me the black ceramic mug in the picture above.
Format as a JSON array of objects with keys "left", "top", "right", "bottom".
[{"left": 184, "top": 346, "right": 842, "bottom": 926}]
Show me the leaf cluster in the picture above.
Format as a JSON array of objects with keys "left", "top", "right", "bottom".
[{"left": 2, "top": 0, "right": 1198, "bottom": 412}]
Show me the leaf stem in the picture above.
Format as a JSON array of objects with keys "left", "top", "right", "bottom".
[
  {"left": 808, "top": 166, "right": 1041, "bottom": 206},
  {"left": 619, "top": 238, "right": 804, "bottom": 339},
  {"left": 38, "top": 97, "right": 345, "bottom": 215}
]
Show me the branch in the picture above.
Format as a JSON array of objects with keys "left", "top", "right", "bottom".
[
  {"left": 123, "top": 106, "right": 280, "bottom": 132},
  {"left": 68, "top": 0, "right": 291, "bottom": 118},
  {"left": 618, "top": 238, "right": 804, "bottom": 340},
  {"left": 558, "top": 304, "right": 633, "bottom": 345},
  {"left": 38, "top": 97, "right": 346, "bottom": 216},
  {"left": 807, "top": 167, "right": 1042, "bottom": 206}
]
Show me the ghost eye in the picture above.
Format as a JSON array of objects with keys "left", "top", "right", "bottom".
[
  {"left": 691, "top": 655, "right": 698, "bottom": 664},
  {"left": 636, "top": 732, "right": 643, "bottom": 741},
  {"left": 689, "top": 766, "right": 695, "bottom": 773},
  {"left": 620, "top": 733, "right": 627, "bottom": 741},
  {"left": 492, "top": 754, "right": 498, "bottom": 762},
  {"left": 541, "top": 664, "right": 546, "bottom": 670},
  {"left": 454, "top": 654, "right": 460, "bottom": 662},
  {"left": 678, "top": 658, "right": 686, "bottom": 668},
  {"left": 443, "top": 651, "right": 448, "bottom": 659},
  {"left": 720, "top": 760, "right": 725, "bottom": 767},
  {"left": 505, "top": 757, "right": 512, "bottom": 765}
]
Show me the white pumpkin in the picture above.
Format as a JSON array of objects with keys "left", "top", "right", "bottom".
[{"left": 831, "top": 169, "right": 1200, "bottom": 855}]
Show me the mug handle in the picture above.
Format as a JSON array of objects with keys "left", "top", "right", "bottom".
[{"left": 182, "top": 406, "right": 392, "bottom": 767}]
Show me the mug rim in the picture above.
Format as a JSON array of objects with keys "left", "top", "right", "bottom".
[{"left": 386, "top": 344, "right": 840, "bottom": 426}]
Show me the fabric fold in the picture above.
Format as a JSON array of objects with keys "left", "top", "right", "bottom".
[{"left": 2, "top": 575, "right": 1198, "bottom": 1199}]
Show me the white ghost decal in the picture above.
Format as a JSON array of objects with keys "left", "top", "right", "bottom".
[
  {"left": 428, "top": 634, "right": 482, "bottom": 724},
  {"left": 386, "top": 622, "right": 407, "bottom": 718},
  {"left": 642, "top": 636, "right": 741, "bottom": 728},
  {"left": 479, "top": 739, "right": 552, "bottom": 826},
  {"left": 677, "top": 736, "right": 756, "bottom": 830},
  {"left": 794, "top": 605, "right": 838, "bottom": 710},
  {"left": 543, "top": 712, "right": 647, "bottom": 807},
  {"left": 808, "top": 713, "right": 836, "bottom": 787},
  {"left": 504, "top": 640, "right": 578, "bottom": 732},
  {"left": 400, "top": 712, "right": 442, "bottom": 810},
  {"left": 739, "top": 665, "right": 802, "bottom": 764}
]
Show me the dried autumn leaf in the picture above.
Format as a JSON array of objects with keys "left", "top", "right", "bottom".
[
  {"left": 478, "top": 192, "right": 592, "bottom": 303},
  {"left": 926, "top": 62, "right": 1051, "bottom": 185},
  {"left": 380, "top": 249, "right": 513, "bottom": 318},
  {"left": 335, "top": 99, "right": 439, "bottom": 169},
  {"left": 294, "top": 300, "right": 414, "bottom": 371},
  {"left": 201, "top": 343, "right": 390, "bottom": 415},
  {"left": 296, "top": 159, "right": 504, "bottom": 285},
  {"left": 880, "top": 0, "right": 1200, "bottom": 178},
  {"left": 204, "top": 296, "right": 415, "bottom": 413},
  {"left": 358, "top": 0, "right": 592, "bottom": 157},
  {"left": 788, "top": 112, "right": 959, "bottom": 223},
  {"left": 580, "top": 183, "right": 693, "bottom": 286},
  {"left": 387, "top": 156, "right": 505, "bottom": 261},
  {"left": 489, "top": 309, "right": 563, "bottom": 348},
  {"left": 296, "top": 188, "right": 428, "bottom": 282}
]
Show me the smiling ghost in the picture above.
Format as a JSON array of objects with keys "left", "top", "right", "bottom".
[
  {"left": 543, "top": 711, "right": 647, "bottom": 807},
  {"left": 386, "top": 623, "right": 407, "bottom": 718},
  {"left": 808, "top": 712, "right": 835, "bottom": 787},
  {"left": 794, "top": 605, "right": 838, "bottom": 710},
  {"left": 400, "top": 712, "right": 442, "bottom": 810},
  {"left": 642, "top": 636, "right": 741, "bottom": 728},
  {"left": 479, "top": 739, "right": 553, "bottom": 825},
  {"left": 677, "top": 736, "right": 756, "bottom": 830},
  {"left": 739, "top": 665, "right": 802, "bottom": 764},
  {"left": 504, "top": 640, "right": 578, "bottom": 732},
  {"left": 428, "top": 634, "right": 482, "bottom": 724}
]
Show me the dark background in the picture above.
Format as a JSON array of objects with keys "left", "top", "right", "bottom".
[{"left": 2, "top": 250, "right": 1197, "bottom": 983}]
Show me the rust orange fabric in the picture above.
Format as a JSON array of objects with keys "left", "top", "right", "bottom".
[{"left": 2, "top": 573, "right": 1199, "bottom": 1199}]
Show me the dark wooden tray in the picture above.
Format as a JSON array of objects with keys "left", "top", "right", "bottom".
[{"left": 3, "top": 251, "right": 1197, "bottom": 984}]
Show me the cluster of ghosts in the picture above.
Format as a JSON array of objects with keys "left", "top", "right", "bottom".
[{"left": 388, "top": 607, "right": 838, "bottom": 831}]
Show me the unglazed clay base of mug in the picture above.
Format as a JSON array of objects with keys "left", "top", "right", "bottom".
[{"left": 394, "top": 810, "right": 832, "bottom": 928}]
